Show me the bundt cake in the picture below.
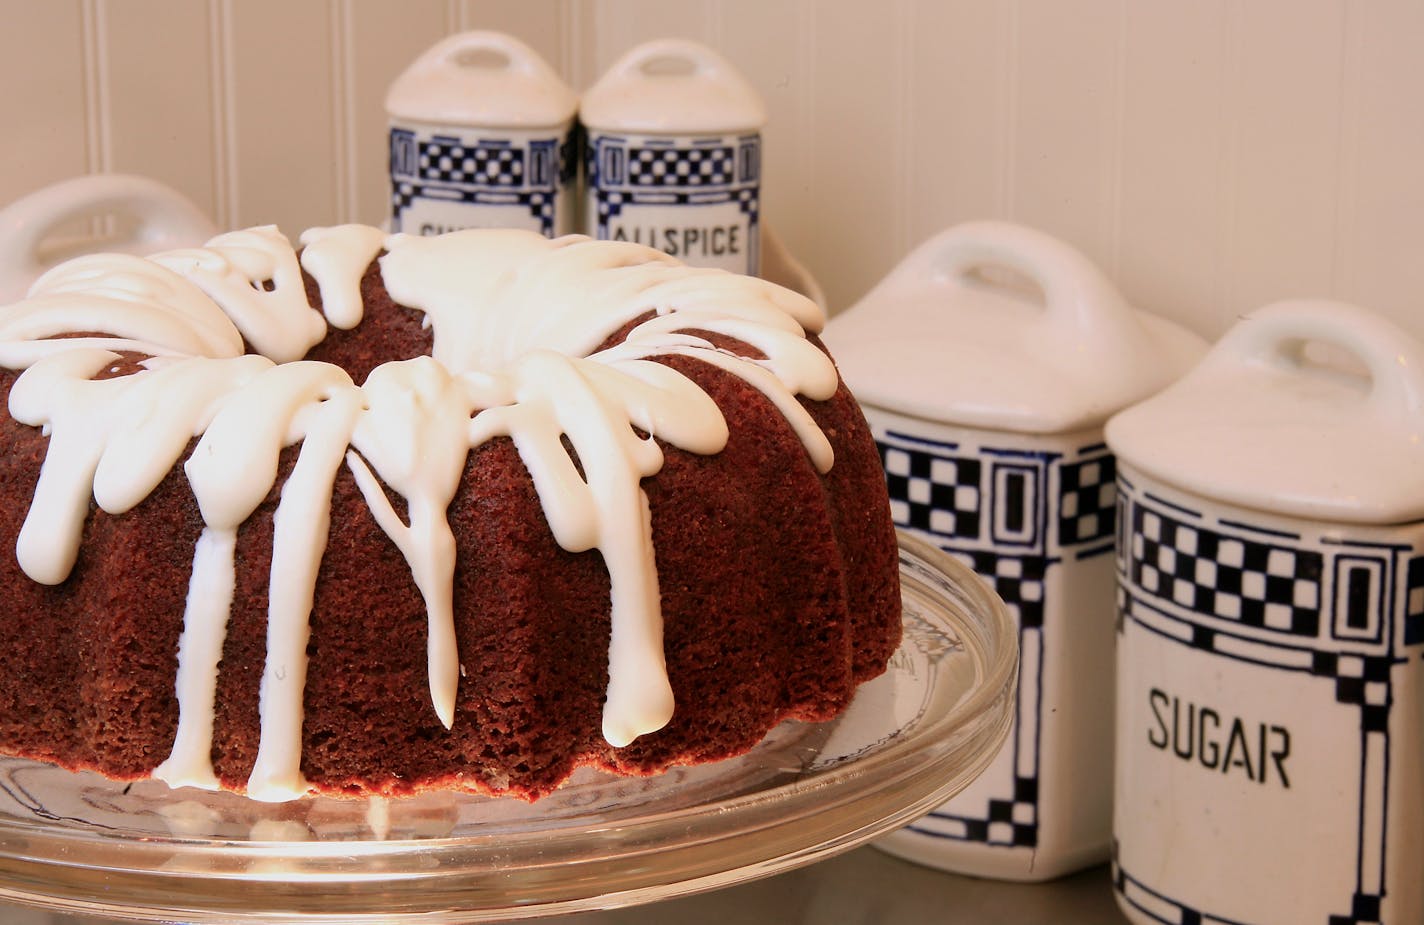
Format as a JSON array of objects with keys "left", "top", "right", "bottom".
[{"left": 0, "top": 225, "right": 901, "bottom": 802}]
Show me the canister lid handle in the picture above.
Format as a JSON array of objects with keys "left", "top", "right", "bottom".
[
  {"left": 905, "top": 220, "right": 1145, "bottom": 359},
  {"left": 435, "top": 30, "right": 545, "bottom": 78},
  {"left": 581, "top": 39, "right": 766, "bottom": 133},
  {"left": 1203, "top": 299, "right": 1424, "bottom": 419},
  {"left": 0, "top": 173, "right": 217, "bottom": 304},
  {"left": 609, "top": 38, "right": 735, "bottom": 83},
  {"left": 385, "top": 31, "right": 576, "bottom": 127}
]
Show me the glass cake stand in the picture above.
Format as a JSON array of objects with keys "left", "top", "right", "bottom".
[{"left": 0, "top": 532, "right": 1016, "bottom": 924}]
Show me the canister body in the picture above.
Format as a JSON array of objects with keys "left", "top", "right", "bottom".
[
  {"left": 584, "top": 130, "right": 761, "bottom": 276},
  {"left": 824, "top": 220, "right": 1205, "bottom": 881},
  {"left": 389, "top": 121, "right": 576, "bottom": 238},
  {"left": 868, "top": 407, "right": 1116, "bottom": 880},
  {"left": 1113, "top": 466, "right": 1424, "bottom": 925}
]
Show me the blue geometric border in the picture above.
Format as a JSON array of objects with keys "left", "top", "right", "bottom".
[
  {"left": 1113, "top": 473, "right": 1418, "bottom": 925},
  {"left": 388, "top": 128, "right": 570, "bottom": 237},
  {"left": 585, "top": 133, "right": 761, "bottom": 276},
  {"left": 877, "top": 429, "right": 1116, "bottom": 849}
]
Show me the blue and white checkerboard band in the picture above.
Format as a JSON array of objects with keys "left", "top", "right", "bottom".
[
  {"left": 877, "top": 429, "right": 1115, "bottom": 848},
  {"left": 1117, "top": 476, "right": 1422, "bottom": 660},
  {"left": 389, "top": 129, "right": 570, "bottom": 237},
  {"left": 1129, "top": 501, "right": 1325, "bottom": 637},
  {"left": 391, "top": 130, "right": 564, "bottom": 191},
  {"left": 414, "top": 139, "right": 522, "bottom": 185},
  {"left": 1115, "top": 474, "right": 1421, "bottom": 925},
  {"left": 588, "top": 134, "right": 759, "bottom": 190},
  {"left": 586, "top": 134, "right": 761, "bottom": 250},
  {"left": 623, "top": 145, "right": 736, "bottom": 186},
  {"left": 878, "top": 432, "right": 1115, "bottom": 558}
]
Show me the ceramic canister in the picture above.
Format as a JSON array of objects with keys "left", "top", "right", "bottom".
[
  {"left": 1105, "top": 300, "right": 1424, "bottom": 925},
  {"left": 823, "top": 221, "right": 1206, "bottom": 881},
  {"left": 580, "top": 39, "right": 765, "bottom": 276},
  {"left": 386, "top": 31, "right": 578, "bottom": 238}
]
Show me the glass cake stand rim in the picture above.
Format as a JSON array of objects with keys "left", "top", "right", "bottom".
[{"left": 0, "top": 530, "right": 1017, "bottom": 924}]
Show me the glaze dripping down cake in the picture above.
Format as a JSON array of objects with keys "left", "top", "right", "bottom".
[{"left": 0, "top": 225, "right": 901, "bottom": 802}]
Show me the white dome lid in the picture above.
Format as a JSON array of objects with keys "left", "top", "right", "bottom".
[
  {"left": 385, "top": 31, "right": 576, "bottom": 129},
  {"left": 823, "top": 221, "right": 1206, "bottom": 435},
  {"left": 1107, "top": 300, "right": 1424, "bottom": 525},
  {"left": 581, "top": 39, "right": 766, "bottom": 135}
]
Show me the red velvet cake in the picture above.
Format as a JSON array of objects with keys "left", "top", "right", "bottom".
[{"left": 0, "top": 226, "right": 900, "bottom": 802}]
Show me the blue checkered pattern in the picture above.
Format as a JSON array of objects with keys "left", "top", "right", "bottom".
[
  {"left": 881, "top": 443, "right": 983, "bottom": 541},
  {"left": 417, "top": 141, "right": 524, "bottom": 186},
  {"left": 1059, "top": 455, "right": 1116, "bottom": 545},
  {"left": 1129, "top": 503, "right": 1324, "bottom": 636},
  {"left": 626, "top": 145, "right": 735, "bottom": 186}
]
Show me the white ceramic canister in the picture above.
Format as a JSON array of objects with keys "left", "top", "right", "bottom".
[
  {"left": 580, "top": 39, "right": 765, "bottom": 276},
  {"left": 386, "top": 31, "right": 578, "bottom": 238},
  {"left": 1106, "top": 300, "right": 1424, "bottom": 925},
  {"left": 823, "top": 221, "right": 1206, "bottom": 881}
]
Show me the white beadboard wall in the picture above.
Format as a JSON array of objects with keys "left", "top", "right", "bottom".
[{"left": 2, "top": 0, "right": 1421, "bottom": 341}]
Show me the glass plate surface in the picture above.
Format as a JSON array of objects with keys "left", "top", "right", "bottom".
[{"left": 0, "top": 532, "right": 1016, "bottom": 923}]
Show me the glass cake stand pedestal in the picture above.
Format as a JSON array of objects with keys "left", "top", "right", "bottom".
[{"left": 0, "top": 533, "right": 1017, "bottom": 924}]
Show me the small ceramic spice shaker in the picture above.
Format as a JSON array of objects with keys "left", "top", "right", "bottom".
[
  {"left": 386, "top": 31, "right": 577, "bottom": 238},
  {"left": 823, "top": 221, "right": 1205, "bottom": 881},
  {"left": 580, "top": 39, "right": 765, "bottom": 276},
  {"left": 1106, "top": 300, "right": 1424, "bottom": 925}
]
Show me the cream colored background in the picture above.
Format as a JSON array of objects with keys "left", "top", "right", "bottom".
[{"left": 3, "top": 0, "right": 1420, "bottom": 340}]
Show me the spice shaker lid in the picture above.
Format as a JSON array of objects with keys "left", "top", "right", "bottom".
[
  {"left": 823, "top": 221, "right": 1206, "bottom": 434},
  {"left": 1107, "top": 300, "right": 1424, "bottom": 525},
  {"left": 385, "top": 31, "right": 577, "bottom": 129},
  {"left": 580, "top": 39, "right": 766, "bottom": 134}
]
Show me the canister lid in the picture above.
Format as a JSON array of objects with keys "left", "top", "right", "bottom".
[
  {"left": 385, "top": 31, "right": 577, "bottom": 129},
  {"left": 1107, "top": 300, "right": 1424, "bottom": 525},
  {"left": 823, "top": 221, "right": 1206, "bottom": 434},
  {"left": 581, "top": 39, "right": 766, "bottom": 134}
]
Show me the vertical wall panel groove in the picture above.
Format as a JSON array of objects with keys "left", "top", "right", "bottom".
[
  {"left": 208, "top": 0, "right": 236, "bottom": 228},
  {"left": 79, "top": 0, "right": 110, "bottom": 177},
  {"left": 893, "top": 0, "right": 914, "bottom": 259},
  {"left": 328, "top": 0, "right": 348, "bottom": 224},
  {"left": 796, "top": 0, "right": 816, "bottom": 263},
  {"left": 1106, "top": 0, "right": 1127, "bottom": 280},
  {"left": 1214, "top": 2, "right": 1241, "bottom": 316},
  {"left": 329, "top": 0, "right": 361, "bottom": 225},
  {"left": 347, "top": 0, "right": 446, "bottom": 227},
  {"left": 558, "top": 0, "right": 578, "bottom": 86},
  {"left": 79, "top": 0, "right": 109, "bottom": 239},
  {"left": 1330, "top": 2, "right": 1362, "bottom": 297},
  {"left": 999, "top": 0, "right": 1019, "bottom": 218}
]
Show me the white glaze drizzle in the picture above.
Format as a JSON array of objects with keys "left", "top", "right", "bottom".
[
  {"left": 0, "top": 255, "right": 244, "bottom": 368},
  {"left": 154, "top": 525, "right": 236, "bottom": 791},
  {"left": 0, "top": 227, "right": 835, "bottom": 799},
  {"left": 150, "top": 226, "right": 328, "bottom": 363},
  {"left": 298, "top": 225, "right": 388, "bottom": 331},
  {"left": 345, "top": 357, "right": 473, "bottom": 731},
  {"left": 8, "top": 351, "right": 271, "bottom": 584}
]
